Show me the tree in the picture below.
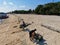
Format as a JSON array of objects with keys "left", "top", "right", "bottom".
[
  {"left": 35, "top": 2, "right": 60, "bottom": 15},
  {"left": 35, "top": 5, "right": 43, "bottom": 14}
]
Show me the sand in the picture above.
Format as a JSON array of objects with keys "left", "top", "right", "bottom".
[{"left": 0, "top": 14, "right": 60, "bottom": 45}]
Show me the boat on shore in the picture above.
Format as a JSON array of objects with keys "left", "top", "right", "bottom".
[{"left": 0, "top": 12, "right": 8, "bottom": 19}]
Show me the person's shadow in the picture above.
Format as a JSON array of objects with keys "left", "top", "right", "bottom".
[
  {"left": 23, "top": 28, "right": 30, "bottom": 32},
  {"left": 34, "top": 39, "right": 48, "bottom": 45}
]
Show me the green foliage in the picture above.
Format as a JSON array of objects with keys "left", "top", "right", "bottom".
[
  {"left": 35, "top": 5, "right": 43, "bottom": 14},
  {"left": 11, "top": 9, "right": 33, "bottom": 14},
  {"left": 35, "top": 2, "right": 60, "bottom": 15}
]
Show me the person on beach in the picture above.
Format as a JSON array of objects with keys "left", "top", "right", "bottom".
[
  {"left": 29, "top": 29, "right": 43, "bottom": 41},
  {"left": 29, "top": 29, "right": 36, "bottom": 41},
  {"left": 20, "top": 20, "right": 26, "bottom": 30}
]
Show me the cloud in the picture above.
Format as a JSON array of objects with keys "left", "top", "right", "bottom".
[
  {"left": 19, "top": 5, "right": 26, "bottom": 8},
  {"left": 1, "top": 0, "right": 28, "bottom": 12},
  {"left": 3, "top": 1, "right": 7, "bottom": 5},
  {"left": 9, "top": 2, "right": 14, "bottom": 5},
  {"left": 3, "top": 0, "right": 14, "bottom": 6},
  {"left": 0, "top": 5, "right": 29, "bottom": 12},
  {"left": 19, "top": 5, "right": 30, "bottom": 10},
  {"left": 0, "top": 6, "right": 17, "bottom": 13}
]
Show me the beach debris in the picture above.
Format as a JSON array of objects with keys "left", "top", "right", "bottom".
[
  {"left": 11, "top": 30, "right": 22, "bottom": 34},
  {"left": 13, "top": 26, "right": 17, "bottom": 28},
  {"left": 41, "top": 24, "right": 60, "bottom": 33}
]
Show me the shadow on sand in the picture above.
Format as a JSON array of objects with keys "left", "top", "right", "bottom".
[
  {"left": 24, "top": 28, "right": 48, "bottom": 45},
  {"left": 23, "top": 28, "right": 30, "bottom": 32},
  {"left": 34, "top": 39, "right": 47, "bottom": 45}
]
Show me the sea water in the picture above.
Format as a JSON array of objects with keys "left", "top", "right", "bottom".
[{"left": 0, "top": 19, "right": 3, "bottom": 24}]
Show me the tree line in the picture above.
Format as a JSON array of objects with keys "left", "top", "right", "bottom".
[
  {"left": 9, "top": 9, "right": 34, "bottom": 14},
  {"left": 35, "top": 2, "right": 60, "bottom": 15},
  {"left": 9, "top": 2, "right": 60, "bottom": 15}
]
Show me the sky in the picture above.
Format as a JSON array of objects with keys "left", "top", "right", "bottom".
[{"left": 0, "top": 0, "right": 60, "bottom": 12}]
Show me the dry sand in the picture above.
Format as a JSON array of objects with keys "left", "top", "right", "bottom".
[{"left": 0, "top": 14, "right": 60, "bottom": 45}]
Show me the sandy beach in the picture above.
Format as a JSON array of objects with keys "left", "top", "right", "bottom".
[{"left": 0, "top": 14, "right": 60, "bottom": 45}]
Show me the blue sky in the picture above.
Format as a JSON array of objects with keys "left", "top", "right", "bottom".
[{"left": 0, "top": 0, "right": 60, "bottom": 12}]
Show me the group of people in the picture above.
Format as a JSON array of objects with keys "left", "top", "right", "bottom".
[{"left": 20, "top": 20, "right": 43, "bottom": 42}]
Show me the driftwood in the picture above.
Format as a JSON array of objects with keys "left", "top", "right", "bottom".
[{"left": 41, "top": 24, "right": 60, "bottom": 33}]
